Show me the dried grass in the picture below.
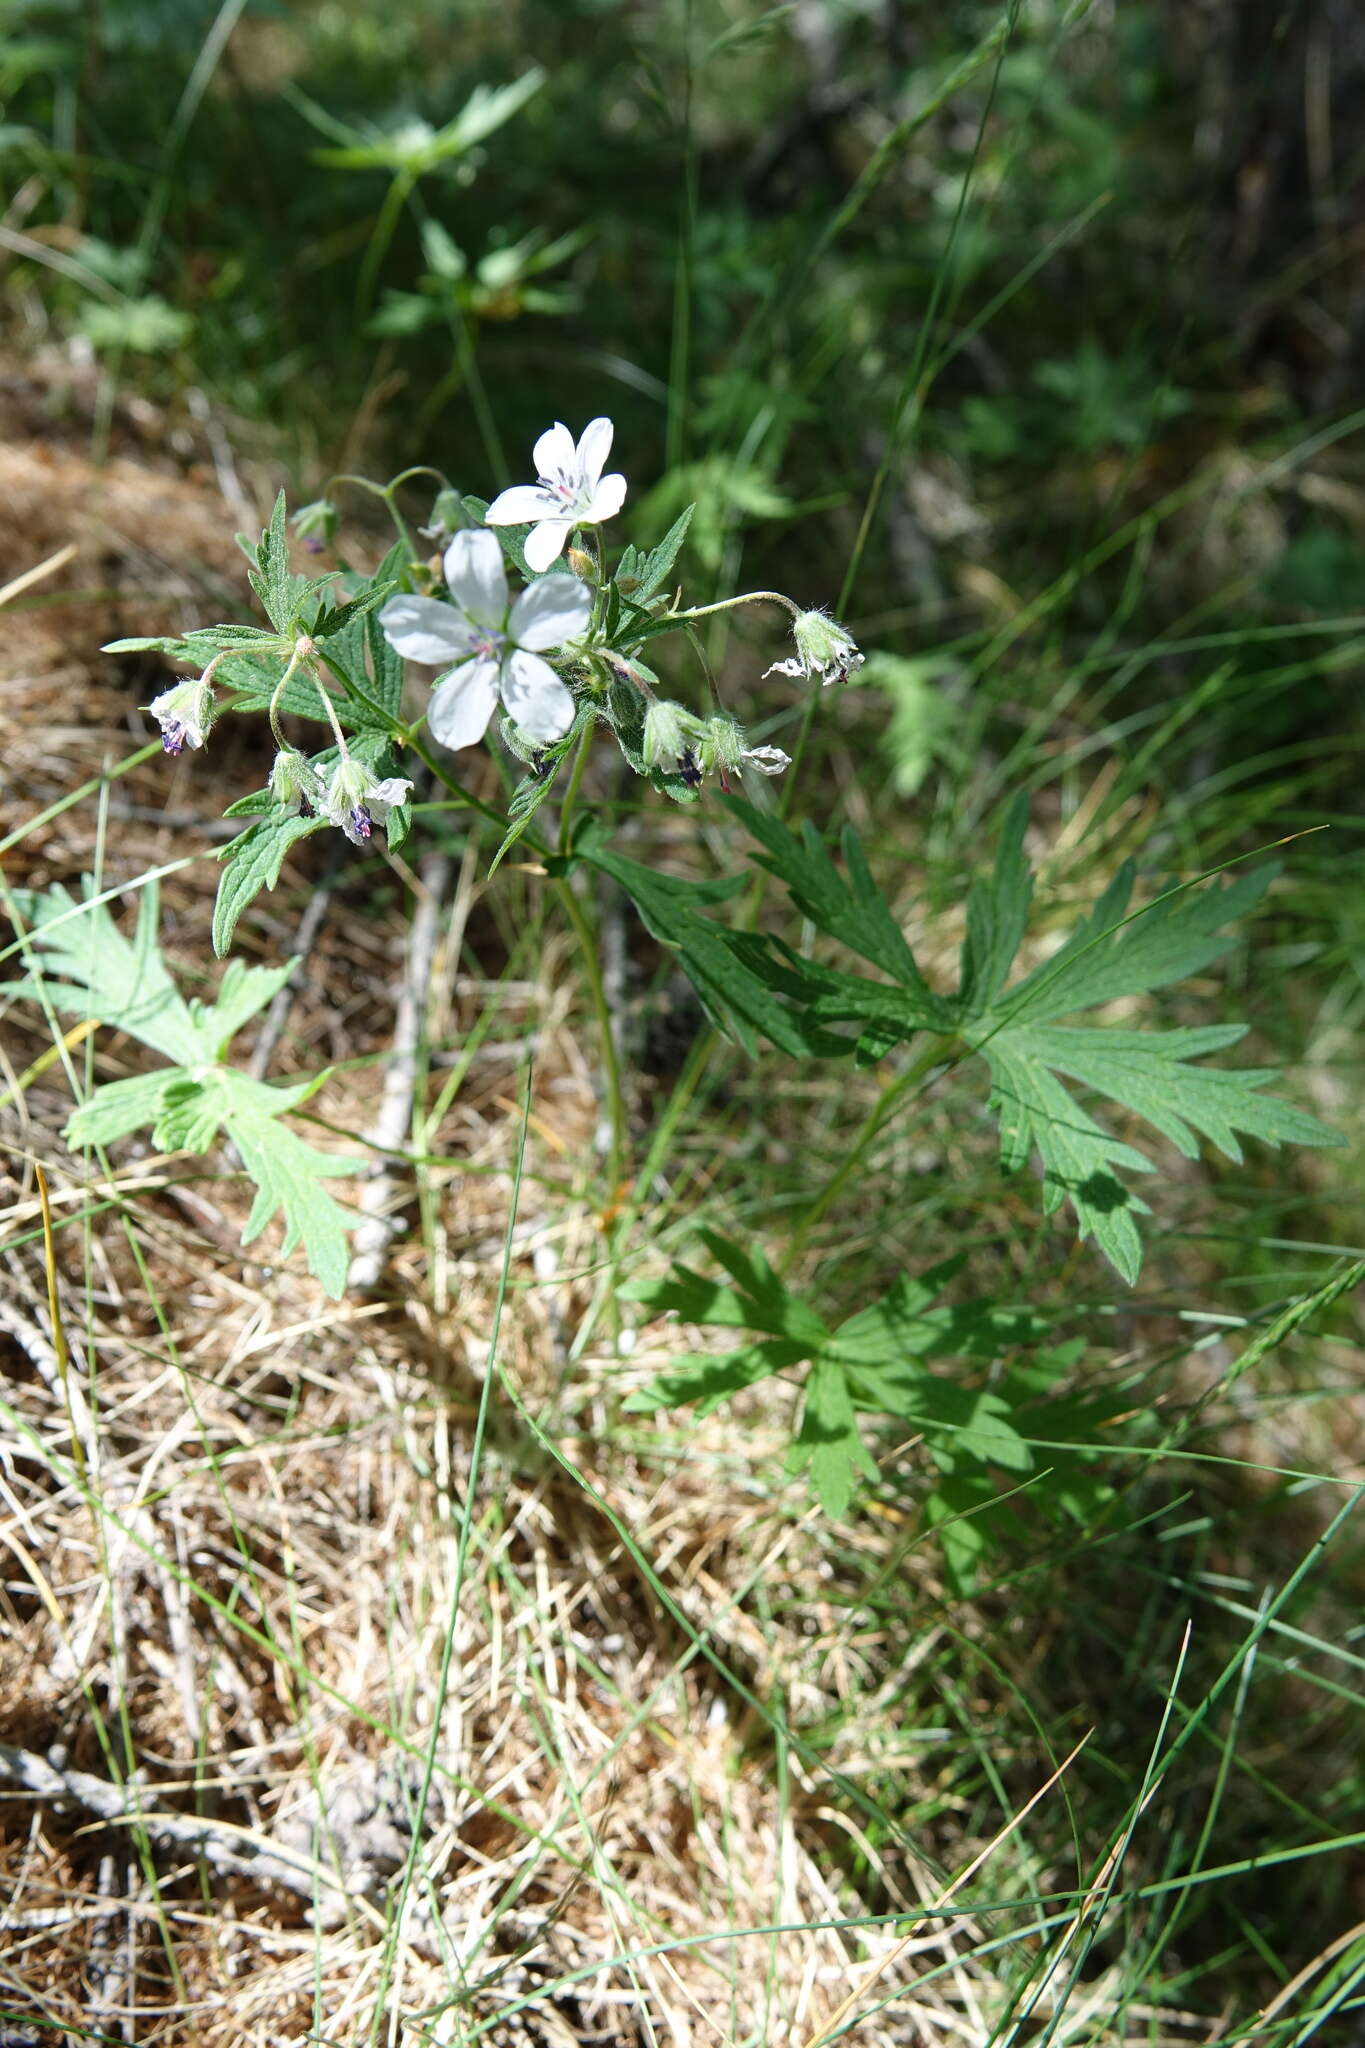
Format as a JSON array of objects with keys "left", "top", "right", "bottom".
[{"left": 0, "top": 359, "right": 1004, "bottom": 2046}]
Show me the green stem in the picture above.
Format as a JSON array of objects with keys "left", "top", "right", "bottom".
[
  {"left": 667, "top": 590, "right": 799, "bottom": 626},
  {"left": 356, "top": 166, "right": 414, "bottom": 317},
  {"left": 379, "top": 485, "right": 418, "bottom": 561},
  {"left": 266, "top": 643, "right": 307, "bottom": 751},
  {"left": 777, "top": 673, "right": 823, "bottom": 821},
  {"left": 554, "top": 874, "right": 627, "bottom": 1199},
  {"left": 551, "top": 722, "right": 627, "bottom": 1196},
  {"left": 309, "top": 664, "right": 352, "bottom": 758},
  {"left": 557, "top": 723, "right": 593, "bottom": 857},
  {"left": 402, "top": 734, "right": 521, "bottom": 833},
  {"left": 782, "top": 1032, "right": 964, "bottom": 1272}
]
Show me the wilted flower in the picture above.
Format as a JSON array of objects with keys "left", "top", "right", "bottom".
[
  {"left": 765, "top": 608, "right": 864, "bottom": 688},
  {"left": 323, "top": 757, "right": 412, "bottom": 847},
  {"left": 149, "top": 673, "right": 215, "bottom": 755},
  {"left": 642, "top": 700, "right": 704, "bottom": 774},
  {"left": 642, "top": 705, "right": 790, "bottom": 791},
  {"left": 737, "top": 742, "right": 791, "bottom": 777},
  {"left": 484, "top": 417, "right": 627, "bottom": 571},
  {"left": 380, "top": 529, "right": 592, "bottom": 749},
  {"left": 698, "top": 716, "right": 791, "bottom": 784},
  {"left": 269, "top": 747, "right": 325, "bottom": 817}
]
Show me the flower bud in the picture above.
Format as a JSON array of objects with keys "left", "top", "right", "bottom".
[
  {"left": 699, "top": 715, "right": 745, "bottom": 776},
  {"left": 566, "top": 546, "right": 598, "bottom": 584},
  {"left": 291, "top": 499, "right": 338, "bottom": 552},
  {"left": 421, "top": 487, "right": 465, "bottom": 545}
]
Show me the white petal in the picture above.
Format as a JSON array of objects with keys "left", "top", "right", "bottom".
[
  {"left": 763, "top": 655, "right": 807, "bottom": 680},
  {"left": 443, "top": 529, "right": 508, "bottom": 628},
  {"left": 509, "top": 572, "right": 593, "bottom": 652},
  {"left": 523, "top": 519, "right": 574, "bottom": 572},
  {"left": 499, "top": 648, "right": 575, "bottom": 743},
  {"left": 380, "top": 595, "right": 478, "bottom": 666},
  {"left": 583, "top": 471, "right": 627, "bottom": 523},
  {"left": 740, "top": 745, "right": 791, "bottom": 776},
  {"left": 427, "top": 659, "right": 501, "bottom": 750},
  {"left": 575, "top": 416, "right": 614, "bottom": 488},
  {"left": 533, "top": 421, "right": 577, "bottom": 480},
  {"left": 486, "top": 484, "right": 563, "bottom": 524},
  {"left": 369, "top": 776, "right": 414, "bottom": 815}
]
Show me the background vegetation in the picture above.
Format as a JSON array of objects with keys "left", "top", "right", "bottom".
[{"left": 1, "top": 1, "right": 1363, "bottom": 2043}]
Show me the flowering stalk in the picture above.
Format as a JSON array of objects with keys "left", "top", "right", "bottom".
[
  {"left": 266, "top": 637, "right": 314, "bottom": 752},
  {"left": 664, "top": 590, "right": 801, "bottom": 626}
]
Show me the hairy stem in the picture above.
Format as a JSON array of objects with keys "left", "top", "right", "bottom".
[{"left": 666, "top": 589, "right": 800, "bottom": 626}]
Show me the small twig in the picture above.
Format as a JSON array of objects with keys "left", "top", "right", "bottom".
[
  {"left": 348, "top": 849, "right": 452, "bottom": 1290},
  {"left": 0, "top": 542, "right": 78, "bottom": 610},
  {"left": 0, "top": 1741, "right": 361, "bottom": 1907},
  {"left": 86, "top": 1850, "right": 135, "bottom": 2044}
]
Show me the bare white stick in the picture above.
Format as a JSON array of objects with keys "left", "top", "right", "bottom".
[
  {"left": 347, "top": 850, "right": 452, "bottom": 1291},
  {"left": 0, "top": 1741, "right": 357, "bottom": 1906}
]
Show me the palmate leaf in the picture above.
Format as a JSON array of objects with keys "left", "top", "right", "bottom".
[
  {"left": 573, "top": 822, "right": 830, "bottom": 1059},
  {"left": 229, "top": 1081, "right": 364, "bottom": 1299},
  {"left": 623, "top": 1238, "right": 1040, "bottom": 1518},
  {"left": 240, "top": 489, "right": 321, "bottom": 634},
  {"left": 5, "top": 878, "right": 203, "bottom": 1065},
  {"left": 614, "top": 504, "right": 694, "bottom": 615},
  {"left": 595, "top": 795, "right": 1338, "bottom": 1282},
  {"left": 9, "top": 879, "right": 362, "bottom": 1296},
  {"left": 959, "top": 801, "right": 1342, "bottom": 1281},
  {"left": 213, "top": 808, "right": 328, "bottom": 958},
  {"left": 786, "top": 1357, "right": 879, "bottom": 1520}
]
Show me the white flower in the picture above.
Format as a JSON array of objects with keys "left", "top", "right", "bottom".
[
  {"left": 149, "top": 673, "right": 214, "bottom": 755},
  {"left": 380, "top": 529, "right": 591, "bottom": 750},
  {"left": 484, "top": 417, "right": 627, "bottom": 571},
  {"left": 765, "top": 608, "right": 864, "bottom": 688},
  {"left": 324, "top": 757, "right": 413, "bottom": 846}
]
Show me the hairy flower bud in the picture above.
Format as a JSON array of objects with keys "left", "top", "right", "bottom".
[
  {"left": 290, "top": 498, "right": 338, "bottom": 552},
  {"left": 699, "top": 715, "right": 745, "bottom": 776},
  {"left": 420, "top": 487, "right": 465, "bottom": 545}
]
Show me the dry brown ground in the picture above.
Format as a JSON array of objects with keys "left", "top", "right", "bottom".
[{"left": 0, "top": 354, "right": 1018, "bottom": 2047}]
